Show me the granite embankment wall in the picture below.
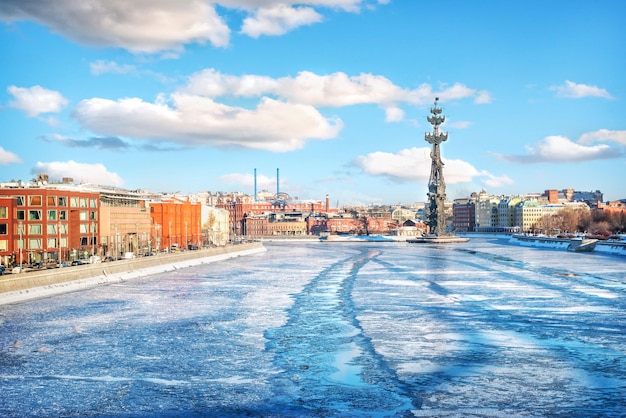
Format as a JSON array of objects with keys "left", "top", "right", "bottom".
[{"left": 0, "top": 242, "right": 266, "bottom": 305}]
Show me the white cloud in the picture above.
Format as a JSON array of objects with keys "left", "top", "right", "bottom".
[
  {"left": 474, "top": 90, "right": 492, "bottom": 104},
  {"left": 578, "top": 129, "right": 626, "bottom": 146},
  {"left": 72, "top": 93, "right": 342, "bottom": 152},
  {"left": 71, "top": 69, "right": 490, "bottom": 152},
  {"left": 0, "top": 0, "right": 382, "bottom": 53},
  {"left": 550, "top": 80, "right": 613, "bottom": 99},
  {"left": 0, "top": 147, "right": 22, "bottom": 165},
  {"left": 184, "top": 69, "right": 489, "bottom": 108},
  {"left": 496, "top": 135, "right": 622, "bottom": 164},
  {"left": 241, "top": 4, "right": 323, "bottom": 37},
  {"left": 384, "top": 105, "right": 405, "bottom": 122},
  {"left": 90, "top": 60, "right": 136, "bottom": 75},
  {"left": 482, "top": 174, "right": 514, "bottom": 188},
  {"left": 32, "top": 161, "right": 124, "bottom": 186},
  {"left": 8, "top": 85, "right": 68, "bottom": 117},
  {"left": 0, "top": 0, "right": 230, "bottom": 53},
  {"left": 217, "top": 0, "right": 364, "bottom": 13},
  {"left": 218, "top": 172, "right": 281, "bottom": 190},
  {"left": 353, "top": 147, "right": 483, "bottom": 184}
]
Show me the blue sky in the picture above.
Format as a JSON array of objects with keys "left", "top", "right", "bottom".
[{"left": 0, "top": 0, "right": 624, "bottom": 205}]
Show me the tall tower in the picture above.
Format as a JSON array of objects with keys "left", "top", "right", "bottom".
[{"left": 425, "top": 98, "right": 450, "bottom": 236}]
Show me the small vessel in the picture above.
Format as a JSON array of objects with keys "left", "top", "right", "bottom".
[{"left": 567, "top": 238, "right": 598, "bottom": 253}]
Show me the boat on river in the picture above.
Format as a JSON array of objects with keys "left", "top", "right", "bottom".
[{"left": 567, "top": 238, "right": 598, "bottom": 253}]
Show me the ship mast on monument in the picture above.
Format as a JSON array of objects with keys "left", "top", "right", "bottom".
[{"left": 409, "top": 98, "right": 468, "bottom": 244}]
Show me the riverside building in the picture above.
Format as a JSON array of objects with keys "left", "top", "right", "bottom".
[{"left": 0, "top": 177, "right": 205, "bottom": 269}]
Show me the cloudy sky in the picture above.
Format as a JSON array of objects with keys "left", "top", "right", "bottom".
[{"left": 1, "top": 0, "right": 624, "bottom": 205}]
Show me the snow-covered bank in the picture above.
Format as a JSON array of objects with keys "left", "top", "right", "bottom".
[
  {"left": 596, "top": 240, "right": 626, "bottom": 255},
  {"left": 0, "top": 244, "right": 266, "bottom": 306},
  {"left": 507, "top": 234, "right": 626, "bottom": 255}
]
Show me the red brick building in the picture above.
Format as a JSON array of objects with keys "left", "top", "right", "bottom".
[
  {"left": 0, "top": 187, "right": 100, "bottom": 267},
  {"left": 218, "top": 195, "right": 328, "bottom": 238}
]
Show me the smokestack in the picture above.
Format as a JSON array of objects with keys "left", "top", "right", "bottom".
[
  {"left": 254, "top": 168, "right": 257, "bottom": 202},
  {"left": 326, "top": 194, "right": 329, "bottom": 212},
  {"left": 276, "top": 168, "right": 280, "bottom": 198}
]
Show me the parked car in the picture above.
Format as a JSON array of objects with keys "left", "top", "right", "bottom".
[
  {"left": 71, "top": 260, "right": 86, "bottom": 266},
  {"left": 57, "top": 261, "right": 69, "bottom": 268}
]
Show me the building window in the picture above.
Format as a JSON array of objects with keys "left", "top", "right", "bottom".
[
  {"left": 29, "top": 195, "right": 43, "bottom": 206},
  {"left": 47, "top": 196, "right": 57, "bottom": 206},
  {"left": 48, "top": 238, "right": 57, "bottom": 249},
  {"left": 59, "top": 196, "right": 68, "bottom": 207},
  {"left": 59, "top": 210, "right": 67, "bottom": 220},
  {"left": 59, "top": 224, "right": 68, "bottom": 234},
  {"left": 80, "top": 224, "right": 88, "bottom": 234},
  {"left": 70, "top": 197, "right": 79, "bottom": 208},
  {"left": 0, "top": 224, "right": 6, "bottom": 235},
  {"left": 16, "top": 210, "right": 25, "bottom": 221},
  {"left": 0, "top": 240, "right": 7, "bottom": 251},
  {"left": 0, "top": 207, "right": 7, "bottom": 219},
  {"left": 29, "top": 238, "right": 42, "bottom": 250},
  {"left": 28, "top": 224, "right": 42, "bottom": 235},
  {"left": 90, "top": 198, "right": 97, "bottom": 208},
  {"left": 48, "top": 210, "right": 57, "bottom": 221},
  {"left": 47, "top": 224, "right": 57, "bottom": 234},
  {"left": 79, "top": 211, "right": 88, "bottom": 221},
  {"left": 80, "top": 237, "right": 88, "bottom": 246},
  {"left": 90, "top": 211, "right": 97, "bottom": 221},
  {"left": 29, "top": 210, "right": 42, "bottom": 220},
  {"left": 80, "top": 198, "right": 88, "bottom": 208}
]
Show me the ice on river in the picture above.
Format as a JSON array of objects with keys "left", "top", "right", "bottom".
[{"left": 1, "top": 238, "right": 625, "bottom": 417}]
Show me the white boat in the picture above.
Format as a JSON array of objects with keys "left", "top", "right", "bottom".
[{"left": 567, "top": 238, "right": 598, "bottom": 253}]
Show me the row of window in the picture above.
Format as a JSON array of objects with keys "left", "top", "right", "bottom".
[
  {"left": 0, "top": 237, "right": 98, "bottom": 252},
  {"left": 0, "top": 223, "right": 97, "bottom": 236},
  {"left": 1, "top": 207, "right": 98, "bottom": 222},
  {"left": 10, "top": 196, "right": 98, "bottom": 208}
]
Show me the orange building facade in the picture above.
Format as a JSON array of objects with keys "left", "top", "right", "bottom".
[{"left": 149, "top": 197, "right": 202, "bottom": 251}]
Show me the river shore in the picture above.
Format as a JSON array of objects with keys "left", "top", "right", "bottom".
[{"left": 0, "top": 242, "right": 266, "bottom": 306}]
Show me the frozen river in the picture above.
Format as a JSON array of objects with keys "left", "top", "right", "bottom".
[{"left": 1, "top": 238, "right": 625, "bottom": 417}]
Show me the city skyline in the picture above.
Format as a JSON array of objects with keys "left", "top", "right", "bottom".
[{"left": 1, "top": 1, "right": 624, "bottom": 205}]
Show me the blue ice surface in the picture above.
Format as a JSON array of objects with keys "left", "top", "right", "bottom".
[{"left": 1, "top": 238, "right": 625, "bottom": 417}]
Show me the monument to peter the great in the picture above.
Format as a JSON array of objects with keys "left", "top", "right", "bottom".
[{"left": 409, "top": 98, "right": 468, "bottom": 244}]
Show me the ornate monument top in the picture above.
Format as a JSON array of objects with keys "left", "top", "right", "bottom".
[{"left": 425, "top": 98, "right": 448, "bottom": 145}]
